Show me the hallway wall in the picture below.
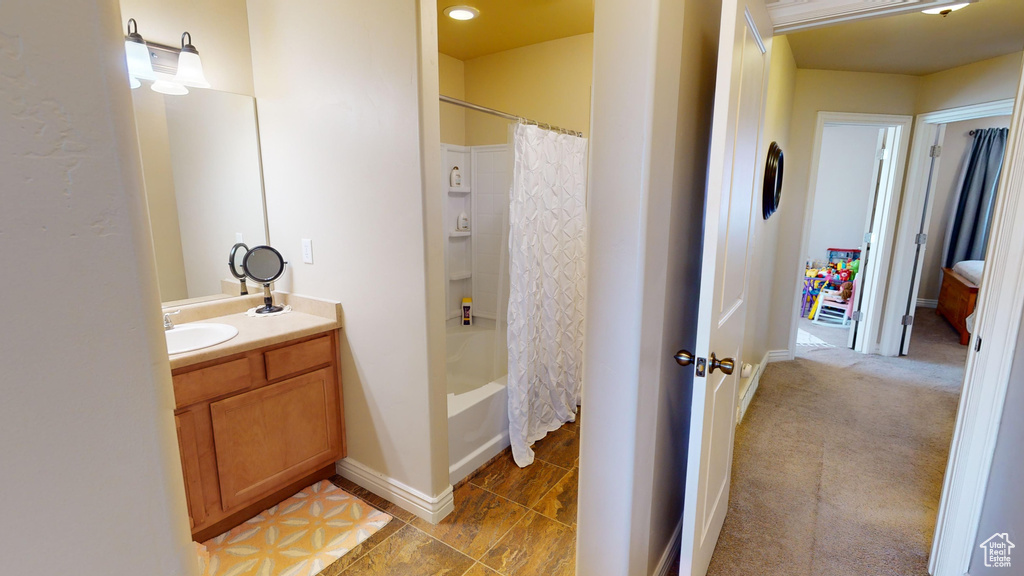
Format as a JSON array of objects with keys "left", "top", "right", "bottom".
[
  {"left": 578, "top": 0, "right": 720, "bottom": 573},
  {"left": 971, "top": 306, "right": 1024, "bottom": 574},
  {"left": 743, "top": 35, "right": 795, "bottom": 366},
  {"left": 766, "top": 68, "right": 919, "bottom": 352}
]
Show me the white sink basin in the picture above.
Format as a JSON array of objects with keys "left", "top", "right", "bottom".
[{"left": 166, "top": 323, "right": 239, "bottom": 355}]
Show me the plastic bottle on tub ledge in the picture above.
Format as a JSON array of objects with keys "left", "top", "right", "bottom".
[
  {"left": 462, "top": 297, "right": 472, "bottom": 326},
  {"left": 450, "top": 166, "right": 462, "bottom": 188},
  {"left": 457, "top": 211, "right": 470, "bottom": 231}
]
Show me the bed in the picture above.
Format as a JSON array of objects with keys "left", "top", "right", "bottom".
[{"left": 936, "top": 260, "right": 983, "bottom": 345}]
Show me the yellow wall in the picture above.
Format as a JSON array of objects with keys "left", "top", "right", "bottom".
[
  {"left": 439, "top": 52, "right": 466, "bottom": 145},
  {"left": 744, "top": 35, "right": 796, "bottom": 364},
  {"left": 767, "top": 67, "right": 922, "bottom": 351},
  {"left": 462, "top": 33, "right": 593, "bottom": 146},
  {"left": 918, "top": 52, "right": 1023, "bottom": 113}
]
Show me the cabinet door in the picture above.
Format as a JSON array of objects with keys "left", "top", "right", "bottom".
[
  {"left": 210, "top": 368, "right": 342, "bottom": 511},
  {"left": 174, "top": 412, "right": 207, "bottom": 528}
]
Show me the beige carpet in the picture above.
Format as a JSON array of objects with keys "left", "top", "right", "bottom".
[{"left": 706, "top": 309, "right": 967, "bottom": 575}]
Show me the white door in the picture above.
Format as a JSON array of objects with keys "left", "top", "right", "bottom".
[
  {"left": 848, "top": 127, "right": 890, "bottom": 350},
  {"left": 676, "top": 1, "right": 771, "bottom": 574}
]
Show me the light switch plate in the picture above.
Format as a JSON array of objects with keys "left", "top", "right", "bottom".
[
  {"left": 301, "top": 239, "right": 313, "bottom": 264},
  {"left": 235, "top": 232, "right": 244, "bottom": 243}
]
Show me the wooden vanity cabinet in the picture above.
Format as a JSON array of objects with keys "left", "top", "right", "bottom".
[{"left": 171, "top": 331, "right": 345, "bottom": 541}]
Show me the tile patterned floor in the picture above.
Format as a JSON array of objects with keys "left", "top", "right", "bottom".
[{"left": 318, "top": 411, "right": 580, "bottom": 576}]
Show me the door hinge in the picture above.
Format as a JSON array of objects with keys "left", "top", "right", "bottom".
[
  {"left": 930, "top": 145, "right": 942, "bottom": 158},
  {"left": 976, "top": 337, "right": 983, "bottom": 352},
  {"left": 864, "top": 232, "right": 873, "bottom": 245},
  {"left": 851, "top": 310, "right": 863, "bottom": 322},
  {"left": 902, "top": 315, "right": 915, "bottom": 326},
  {"left": 876, "top": 148, "right": 889, "bottom": 160},
  {"left": 915, "top": 233, "right": 928, "bottom": 245}
]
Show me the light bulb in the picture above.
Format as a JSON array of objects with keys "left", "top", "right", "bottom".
[{"left": 444, "top": 6, "right": 479, "bottom": 20}]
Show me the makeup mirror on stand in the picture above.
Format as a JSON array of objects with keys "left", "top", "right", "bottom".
[
  {"left": 229, "top": 243, "right": 250, "bottom": 295},
  {"left": 242, "top": 245, "right": 287, "bottom": 313}
]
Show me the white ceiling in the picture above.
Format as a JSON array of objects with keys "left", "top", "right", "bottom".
[{"left": 786, "top": 0, "right": 1024, "bottom": 76}]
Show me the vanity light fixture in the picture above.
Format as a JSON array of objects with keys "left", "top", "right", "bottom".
[
  {"left": 922, "top": 2, "right": 970, "bottom": 15},
  {"left": 444, "top": 5, "right": 480, "bottom": 20},
  {"left": 124, "top": 20, "right": 211, "bottom": 95},
  {"left": 124, "top": 18, "right": 155, "bottom": 88}
]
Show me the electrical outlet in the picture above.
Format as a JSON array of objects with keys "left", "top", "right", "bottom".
[{"left": 301, "top": 239, "right": 313, "bottom": 264}]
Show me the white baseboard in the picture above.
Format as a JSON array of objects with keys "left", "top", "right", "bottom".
[
  {"left": 336, "top": 457, "right": 454, "bottom": 524},
  {"left": 767, "top": 349, "right": 792, "bottom": 363},
  {"left": 737, "top": 351, "right": 770, "bottom": 424},
  {"left": 449, "top": 431, "right": 510, "bottom": 485},
  {"left": 917, "top": 298, "right": 938, "bottom": 309},
  {"left": 653, "top": 518, "right": 683, "bottom": 576}
]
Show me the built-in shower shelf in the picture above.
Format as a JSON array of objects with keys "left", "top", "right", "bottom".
[
  {"left": 448, "top": 187, "right": 471, "bottom": 194},
  {"left": 449, "top": 271, "right": 472, "bottom": 281},
  {"left": 449, "top": 230, "right": 471, "bottom": 238}
]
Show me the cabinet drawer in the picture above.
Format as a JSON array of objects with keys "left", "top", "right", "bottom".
[
  {"left": 173, "top": 358, "right": 251, "bottom": 409},
  {"left": 264, "top": 335, "right": 332, "bottom": 381}
]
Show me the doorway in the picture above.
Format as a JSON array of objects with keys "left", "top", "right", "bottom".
[
  {"left": 886, "top": 100, "right": 1015, "bottom": 356},
  {"left": 793, "top": 114, "right": 911, "bottom": 357}
]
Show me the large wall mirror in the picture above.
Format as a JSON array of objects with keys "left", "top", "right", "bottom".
[{"left": 131, "top": 87, "right": 268, "bottom": 305}]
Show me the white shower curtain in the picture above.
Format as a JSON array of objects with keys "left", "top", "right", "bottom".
[{"left": 507, "top": 124, "right": 587, "bottom": 467}]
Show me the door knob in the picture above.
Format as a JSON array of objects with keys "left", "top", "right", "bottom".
[
  {"left": 674, "top": 350, "right": 694, "bottom": 367},
  {"left": 708, "top": 352, "right": 735, "bottom": 375}
]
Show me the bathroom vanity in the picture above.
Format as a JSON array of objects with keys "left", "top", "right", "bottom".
[{"left": 167, "top": 294, "right": 345, "bottom": 541}]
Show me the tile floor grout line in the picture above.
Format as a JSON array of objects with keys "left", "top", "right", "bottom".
[
  {"left": 406, "top": 522, "right": 484, "bottom": 573},
  {"left": 471, "top": 506, "right": 534, "bottom": 576},
  {"left": 331, "top": 517, "right": 407, "bottom": 575}
]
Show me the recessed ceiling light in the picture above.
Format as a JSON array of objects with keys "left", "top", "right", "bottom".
[
  {"left": 922, "top": 3, "right": 970, "bottom": 15},
  {"left": 444, "top": 6, "right": 479, "bottom": 21}
]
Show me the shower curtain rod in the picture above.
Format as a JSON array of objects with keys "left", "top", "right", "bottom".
[{"left": 439, "top": 95, "right": 583, "bottom": 137}]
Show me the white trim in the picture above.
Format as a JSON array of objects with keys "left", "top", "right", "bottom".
[
  {"left": 448, "top": 430, "right": 510, "bottom": 486},
  {"left": 744, "top": 8, "right": 767, "bottom": 55},
  {"left": 766, "top": 0, "right": 979, "bottom": 33},
  {"left": 767, "top": 349, "right": 792, "bottom": 363},
  {"left": 736, "top": 351, "right": 770, "bottom": 424},
  {"left": 653, "top": 518, "right": 684, "bottom": 576},
  {"left": 916, "top": 298, "right": 938, "bottom": 309},
  {"left": 884, "top": 99, "right": 1015, "bottom": 356},
  {"left": 787, "top": 112, "right": 913, "bottom": 358},
  {"left": 336, "top": 457, "right": 455, "bottom": 524},
  {"left": 930, "top": 68, "right": 1024, "bottom": 576}
]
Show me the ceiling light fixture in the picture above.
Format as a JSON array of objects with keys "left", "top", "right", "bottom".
[
  {"left": 444, "top": 6, "right": 480, "bottom": 21},
  {"left": 922, "top": 3, "right": 970, "bottom": 16}
]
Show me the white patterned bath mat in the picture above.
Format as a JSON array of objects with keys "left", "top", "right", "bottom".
[{"left": 797, "top": 328, "right": 835, "bottom": 348}]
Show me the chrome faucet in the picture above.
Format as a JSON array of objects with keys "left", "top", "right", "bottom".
[{"left": 163, "top": 309, "right": 181, "bottom": 331}]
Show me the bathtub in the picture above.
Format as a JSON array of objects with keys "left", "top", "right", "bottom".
[{"left": 446, "top": 321, "right": 510, "bottom": 485}]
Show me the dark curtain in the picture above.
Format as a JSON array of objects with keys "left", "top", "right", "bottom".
[{"left": 944, "top": 127, "right": 1009, "bottom": 268}]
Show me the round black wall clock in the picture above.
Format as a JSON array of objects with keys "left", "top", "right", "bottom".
[{"left": 763, "top": 142, "right": 784, "bottom": 220}]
